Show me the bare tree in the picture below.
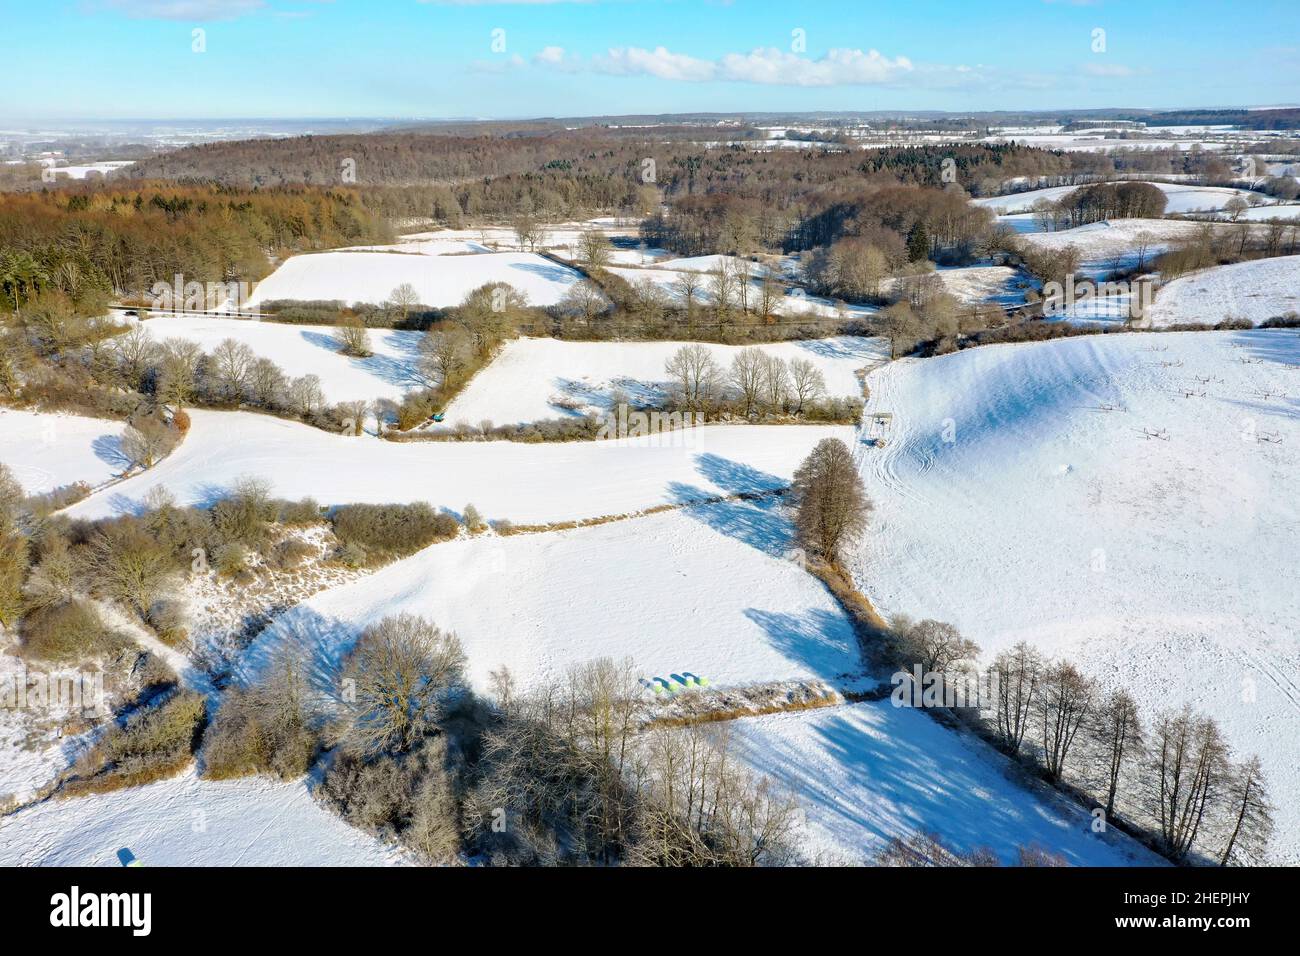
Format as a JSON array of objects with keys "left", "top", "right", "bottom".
[
  {"left": 341, "top": 613, "right": 467, "bottom": 755},
  {"left": 787, "top": 358, "right": 826, "bottom": 415},
  {"left": 335, "top": 315, "right": 372, "bottom": 357},
  {"left": 112, "top": 325, "right": 157, "bottom": 390},
  {"left": 1151, "top": 706, "right": 1230, "bottom": 861},
  {"left": 287, "top": 374, "right": 324, "bottom": 417},
  {"left": 991, "top": 642, "right": 1042, "bottom": 756},
  {"left": 894, "top": 617, "right": 980, "bottom": 676},
  {"left": 248, "top": 356, "right": 287, "bottom": 407},
  {"left": 758, "top": 353, "right": 790, "bottom": 414},
  {"left": 210, "top": 337, "right": 254, "bottom": 401},
  {"left": 791, "top": 437, "right": 872, "bottom": 563},
  {"left": 120, "top": 416, "right": 178, "bottom": 469},
  {"left": 419, "top": 327, "right": 472, "bottom": 388},
  {"left": 1218, "top": 756, "right": 1274, "bottom": 866},
  {"left": 1093, "top": 687, "right": 1143, "bottom": 818},
  {"left": 729, "top": 347, "right": 765, "bottom": 418},
  {"left": 664, "top": 344, "right": 721, "bottom": 412},
  {"left": 674, "top": 269, "right": 702, "bottom": 321},
  {"left": 1038, "top": 660, "right": 1094, "bottom": 782},
  {"left": 388, "top": 283, "right": 420, "bottom": 322},
  {"left": 577, "top": 231, "right": 611, "bottom": 268},
  {"left": 557, "top": 279, "right": 607, "bottom": 329}
]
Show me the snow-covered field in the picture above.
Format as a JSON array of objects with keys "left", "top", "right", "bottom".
[
  {"left": 442, "top": 336, "right": 886, "bottom": 426},
  {"left": 606, "top": 261, "right": 875, "bottom": 318},
  {"left": 1020, "top": 218, "right": 1207, "bottom": 273},
  {"left": 244, "top": 250, "right": 586, "bottom": 310},
  {"left": 0, "top": 768, "right": 401, "bottom": 866},
  {"left": 975, "top": 182, "right": 1264, "bottom": 216},
  {"left": 729, "top": 702, "right": 1158, "bottom": 866},
  {"left": 851, "top": 330, "right": 1300, "bottom": 863},
  {"left": 139, "top": 314, "right": 425, "bottom": 404},
  {"left": 238, "top": 498, "right": 860, "bottom": 694},
  {"left": 1150, "top": 255, "right": 1300, "bottom": 326},
  {"left": 0, "top": 408, "right": 125, "bottom": 494},
  {"left": 63, "top": 408, "right": 854, "bottom": 524}
]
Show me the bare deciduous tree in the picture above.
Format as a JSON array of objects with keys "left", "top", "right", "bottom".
[
  {"left": 991, "top": 642, "right": 1042, "bottom": 756},
  {"left": 788, "top": 358, "right": 826, "bottom": 414},
  {"left": 665, "top": 344, "right": 721, "bottom": 412},
  {"left": 341, "top": 613, "right": 467, "bottom": 755},
  {"left": 791, "top": 437, "right": 872, "bottom": 563},
  {"left": 1038, "top": 660, "right": 1094, "bottom": 782},
  {"left": 1093, "top": 687, "right": 1143, "bottom": 818}
]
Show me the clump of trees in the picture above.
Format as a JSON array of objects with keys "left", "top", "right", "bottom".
[{"left": 657, "top": 344, "right": 855, "bottom": 422}]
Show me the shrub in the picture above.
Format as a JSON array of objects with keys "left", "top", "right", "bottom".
[
  {"left": 210, "top": 476, "right": 276, "bottom": 547},
  {"left": 266, "top": 537, "right": 315, "bottom": 571},
  {"left": 20, "top": 599, "right": 111, "bottom": 663},
  {"left": 146, "top": 598, "right": 189, "bottom": 648},
  {"left": 63, "top": 689, "right": 207, "bottom": 796},
  {"left": 212, "top": 542, "right": 250, "bottom": 578},
  {"left": 331, "top": 502, "right": 459, "bottom": 560},
  {"left": 276, "top": 497, "right": 322, "bottom": 526},
  {"left": 202, "top": 656, "right": 319, "bottom": 781}
]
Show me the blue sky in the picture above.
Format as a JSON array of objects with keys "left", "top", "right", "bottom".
[{"left": 1, "top": 0, "right": 1297, "bottom": 120}]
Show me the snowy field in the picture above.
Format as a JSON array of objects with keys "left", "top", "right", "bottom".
[
  {"left": 237, "top": 498, "right": 860, "bottom": 694},
  {"left": 0, "top": 768, "right": 401, "bottom": 866},
  {"left": 851, "top": 330, "right": 1300, "bottom": 863},
  {"left": 138, "top": 314, "right": 426, "bottom": 404},
  {"left": 1020, "top": 218, "right": 1208, "bottom": 274},
  {"left": 0, "top": 408, "right": 125, "bottom": 494},
  {"left": 63, "top": 408, "right": 854, "bottom": 524},
  {"left": 975, "top": 182, "right": 1264, "bottom": 215},
  {"left": 729, "top": 703, "right": 1159, "bottom": 866},
  {"left": 606, "top": 259, "right": 876, "bottom": 318},
  {"left": 442, "top": 336, "right": 886, "bottom": 426},
  {"left": 243, "top": 250, "right": 586, "bottom": 310},
  {"left": 1150, "top": 255, "right": 1300, "bottom": 327}
]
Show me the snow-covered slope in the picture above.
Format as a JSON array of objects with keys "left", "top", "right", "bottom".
[
  {"left": 851, "top": 330, "right": 1300, "bottom": 862},
  {"left": 140, "top": 315, "right": 425, "bottom": 403},
  {"left": 975, "top": 182, "right": 1263, "bottom": 215},
  {"left": 244, "top": 250, "right": 585, "bottom": 309},
  {"left": 1150, "top": 255, "right": 1300, "bottom": 327},
  {"left": 1020, "top": 218, "right": 1207, "bottom": 272},
  {"left": 238, "top": 498, "right": 860, "bottom": 693},
  {"left": 63, "top": 409, "right": 854, "bottom": 524},
  {"left": 0, "top": 768, "right": 401, "bottom": 866},
  {"left": 442, "top": 336, "right": 886, "bottom": 426},
  {"left": 0, "top": 409, "right": 125, "bottom": 494},
  {"left": 730, "top": 702, "right": 1159, "bottom": 866}
]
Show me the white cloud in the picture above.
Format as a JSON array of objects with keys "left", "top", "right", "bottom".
[
  {"left": 590, "top": 46, "right": 718, "bottom": 82},
  {"left": 1083, "top": 62, "right": 1141, "bottom": 77},
  {"left": 540, "top": 45, "right": 919, "bottom": 87},
  {"left": 718, "top": 47, "right": 913, "bottom": 86},
  {"left": 100, "top": 0, "right": 267, "bottom": 18}
]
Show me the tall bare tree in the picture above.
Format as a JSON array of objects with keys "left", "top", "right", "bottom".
[{"left": 791, "top": 437, "right": 872, "bottom": 563}]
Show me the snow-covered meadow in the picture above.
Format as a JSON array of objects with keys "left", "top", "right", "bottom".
[
  {"left": 975, "top": 182, "right": 1266, "bottom": 216},
  {"left": 237, "top": 498, "right": 860, "bottom": 694},
  {"left": 0, "top": 408, "right": 126, "bottom": 494},
  {"left": 0, "top": 768, "right": 401, "bottom": 866},
  {"left": 850, "top": 330, "right": 1300, "bottom": 862},
  {"left": 442, "top": 336, "right": 886, "bottom": 426},
  {"left": 729, "top": 702, "right": 1159, "bottom": 866},
  {"left": 62, "top": 408, "right": 855, "bottom": 524},
  {"left": 244, "top": 250, "right": 586, "bottom": 310},
  {"left": 140, "top": 314, "right": 426, "bottom": 404},
  {"left": 1149, "top": 255, "right": 1300, "bottom": 327}
]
